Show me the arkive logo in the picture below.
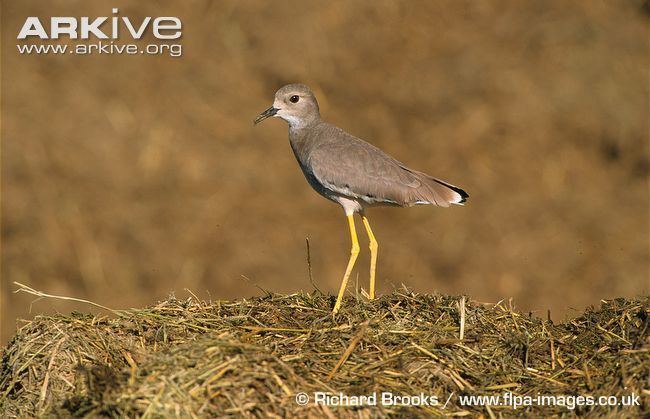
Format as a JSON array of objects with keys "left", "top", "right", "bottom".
[
  {"left": 16, "top": 8, "right": 183, "bottom": 57},
  {"left": 17, "top": 8, "right": 181, "bottom": 40}
]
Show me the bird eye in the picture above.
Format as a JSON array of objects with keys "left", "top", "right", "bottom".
[{"left": 290, "top": 95, "right": 300, "bottom": 103}]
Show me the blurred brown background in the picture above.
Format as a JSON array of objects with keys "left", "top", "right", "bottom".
[{"left": 2, "top": 1, "right": 648, "bottom": 343}]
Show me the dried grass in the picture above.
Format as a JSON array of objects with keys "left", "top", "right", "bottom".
[{"left": 1, "top": 287, "right": 647, "bottom": 417}]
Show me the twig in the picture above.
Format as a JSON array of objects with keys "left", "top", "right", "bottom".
[
  {"left": 549, "top": 332, "right": 556, "bottom": 370},
  {"left": 38, "top": 338, "right": 64, "bottom": 412},
  {"left": 328, "top": 321, "right": 369, "bottom": 380},
  {"left": 459, "top": 296, "right": 466, "bottom": 340},
  {"left": 583, "top": 362, "right": 593, "bottom": 390},
  {"left": 306, "top": 238, "right": 322, "bottom": 294},
  {"left": 526, "top": 369, "right": 568, "bottom": 387},
  {"left": 13, "top": 281, "right": 124, "bottom": 316},
  {"left": 239, "top": 275, "right": 271, "bottom": 297}
]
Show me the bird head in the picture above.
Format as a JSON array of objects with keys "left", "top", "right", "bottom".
[{"left": 254, "top": 84, "right": 320, "bottom": 128}]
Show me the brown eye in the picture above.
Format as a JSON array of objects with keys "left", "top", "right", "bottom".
[{"left": 290, "top": 95, "right": 299, "bottom": 103}]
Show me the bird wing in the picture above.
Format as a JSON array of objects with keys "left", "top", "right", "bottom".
[{"left": 307, "top": 126, "right": 466, "bottom": 207}]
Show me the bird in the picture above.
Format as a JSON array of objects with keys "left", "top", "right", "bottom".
[{"left": 254, "top": 84, "right": 468, "bottom": 314}]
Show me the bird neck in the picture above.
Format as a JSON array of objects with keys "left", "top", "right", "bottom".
[
  {"left": 289, "top": 119, "right": 324, "bottom": 162},
  {"left": 287, "top": 114, "right": 322, "bottom": 132}
]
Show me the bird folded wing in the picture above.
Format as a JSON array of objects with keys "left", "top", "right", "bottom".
[{"left": 308, "top": 138, "right": 460, "bottom": 207}]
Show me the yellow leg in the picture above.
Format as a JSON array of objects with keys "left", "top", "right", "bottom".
[
  {"left": 333, "top": 214, "right": 360, "bottom": 314},
  {"left": 361, "top": 215, "right": 378, "bottom": 300}
]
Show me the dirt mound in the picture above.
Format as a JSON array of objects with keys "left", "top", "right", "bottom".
[{"left": 1, "top": 291, "right": 647, "bottom": 417}]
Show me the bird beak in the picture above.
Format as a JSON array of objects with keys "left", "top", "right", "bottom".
[{"left": 254, "top": 106, "right": 279, "bottom": 125}]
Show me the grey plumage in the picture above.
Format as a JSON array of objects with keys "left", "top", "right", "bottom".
[
  {"left": 256, "top": 83, "right": 468, "bottom": 212},
  {"left": 292, "top": 121, "right": 468, "bottom": 208}
]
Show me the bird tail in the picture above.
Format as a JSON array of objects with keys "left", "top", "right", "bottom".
[{"left": 410, "top": 172, "right": 469, "bottom": 207}]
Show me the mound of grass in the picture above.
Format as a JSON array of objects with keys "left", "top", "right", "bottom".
[{"left": 1, "top": 289, "right": 647, "bottom": 417}]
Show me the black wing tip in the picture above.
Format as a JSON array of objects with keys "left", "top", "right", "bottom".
[
  {"left": 433, "top": 178, "right": 469, "bottom": 204},
  {"left": 457, "top": 188, "right": 469, "bottom": 203}
]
